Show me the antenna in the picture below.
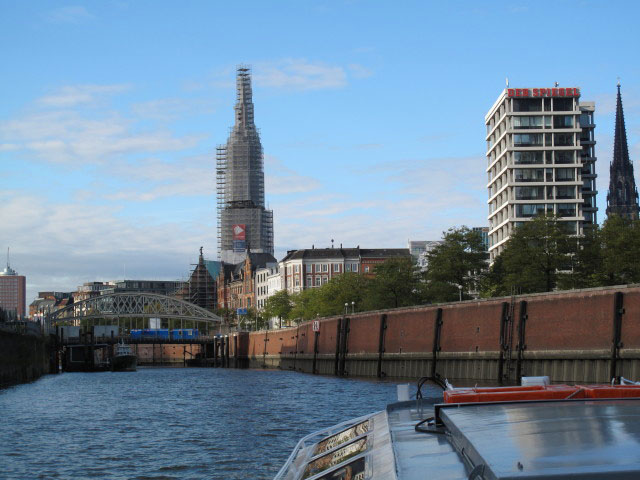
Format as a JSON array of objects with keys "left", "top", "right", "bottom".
[
  {"left": 554, "top": 81, "right": 559, "bottom": 87},
  {"left": 6, "top": 247, "right": 9, "bottom": 269},
  {"left": 617, "top": 77, "right": 621, "bottom": 87},
  {"left": 505, "top": 77, "right": 509, "bottom": 88}
]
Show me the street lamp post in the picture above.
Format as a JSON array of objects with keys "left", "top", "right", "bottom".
[
  {"left": 344, "top": 302, "right": 348, "bottom": 315},
  {"left": 351, "top": 301, "right": 355, "bottom": 314},
  {"left": 458, "top": 284, "right": 463, "bottom": 302}
]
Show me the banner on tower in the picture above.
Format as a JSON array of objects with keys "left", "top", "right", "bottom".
[{"left": 232, "top": 224, "right": 246, "bottom": 252}]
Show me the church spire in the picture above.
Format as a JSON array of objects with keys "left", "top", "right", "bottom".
[
  {"left": 234, "top": 65, "right": 255, "bottom": 131},
  {"left": 606, "top": 82, "right": 639, "bottom": 220}
]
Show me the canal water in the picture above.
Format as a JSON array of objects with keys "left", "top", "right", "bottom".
[{"left": 1, "top": 368, "right": 421, "bottom": 479}]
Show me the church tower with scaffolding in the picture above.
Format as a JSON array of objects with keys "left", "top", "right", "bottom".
[
  {"left": 216, "top": 66, "right": 274, "bottom": 263},
  {"left": 606, "top": 82, "right": 639, "bottom": 220}
]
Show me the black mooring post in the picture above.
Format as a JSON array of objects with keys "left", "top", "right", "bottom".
[
  {"left": 334, "top": 318, "right": 342, "bottom": 376},
  {"left": 312, "top": 331, "right": 320, "bottom": 375},
  {"left": 339, "top": 317, "right": 350, "bottom": 377},
  {"left": 497, "top": 302, "right": 509, "bottom": 384},
  {"left": 431, "top": 308, "right": 443, "bottom": 378},
  {"left": 610, "top": 292, "right": 625, "bottom": 381},
  {"left": 515, "top": 300, "right": 528, "bottom": 381},
  {"left": 377, "top": 314, "right": 387, "bottom": 378}
]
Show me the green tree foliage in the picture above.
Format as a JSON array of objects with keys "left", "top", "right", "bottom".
[
  {"left": 262, "top": 290, "right": 292, "bottom": 328},
  {"left": 486, "top": 215, "right": 577, "bottom": 295},
  {"left": 600, "top": 215, "right": 640, "bottom": 285},
  {"left": 424, "top": 226, "right": 487, "bottom": 302},
  {"left": 367, "top": 258, "right": 422, "bottom": 309}
]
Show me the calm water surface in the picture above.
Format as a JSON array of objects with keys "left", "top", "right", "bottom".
[{"left": 1, "top": 368, "right": 408, "bottom": 479}]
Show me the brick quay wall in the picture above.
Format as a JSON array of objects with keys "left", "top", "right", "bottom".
[{"left": 229, "top": 285, "right": 640, "bottom": 383}]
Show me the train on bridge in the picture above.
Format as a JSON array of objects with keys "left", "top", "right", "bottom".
[{"left": 130, "top": 328, "right": 200, "bottom": 340}]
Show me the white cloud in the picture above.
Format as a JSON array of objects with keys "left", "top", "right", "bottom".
[
  {"left": 1, "top": 109, "right": 204, "bottom": 164},
  {"left": 38, "top": 84, "right": 131, "bottom": 108},
  {"left": 46, "top": 5, "right": 94, "bottom": 24},
  {"left": 253, "top": 59, "right": 348, "bottom": 90}
]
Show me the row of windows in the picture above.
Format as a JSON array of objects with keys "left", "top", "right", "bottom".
[
  {"left": 512, "top": 115, "right": 574, "bottom": 129},
  {"left": 513, "top": 151, "right": 576, "bottom": 165},
  {"left": 512, "top": 98, "right": 575, "bottom": 112},
  {"left": 287, "top": 263, "right": 359, "bottom": 274},
  {"left": 515, "top": 185, "right": 577, "bottom": 200},
  {"left": 513, "top": 133, "right": 575, "bottom": 147},
  {"left": 514, "top": 168, "right": 576, "bottom": 182},
  {"left": 515, "top": 203, "right": 578, "bottom": 218}
]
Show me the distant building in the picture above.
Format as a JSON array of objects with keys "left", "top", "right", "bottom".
[
  {"left": 472, "top": 227, "right": 490, "bottom": 252},
  {"left": 606, "top": 83, "right": 639, "bottom": 220},
  {"left": 174, "top": 248, "right": 219, "bottom": 312},
  {"left": 279, "top": 247, "right": 411, "bottom": 294},
  {"left": 0, "top": 253, "right": 26, "bottom": 320},
  {"left": 486, "top": 86, "right": 599, "bottom": 262},
  {"left": 103, "top": 280, "right": 183, "bottom": 296},
  {"left": 217, "top": 66, "right": 274, "bottom": 263},
  {"left": 408, "top": 240, "right": 442, "bottom": 270},
  {"left": 29, "top": 292, "right": 73, "bottom": 322},
  {"left": 74, "top": 282, "right": 114, "bottom": 302},
  {"left": 217, "top": 252, "right": 278, "bottom": 313}
]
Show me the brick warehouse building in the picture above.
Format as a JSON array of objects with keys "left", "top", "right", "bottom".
[{"left": 279, "top": 247, "right": 411, "bottom": 294}]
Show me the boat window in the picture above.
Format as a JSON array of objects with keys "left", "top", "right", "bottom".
[
  {"left": 312, "top": 421, "right": 369, "bottom": 456},
  {"left": 303, "top": 438, "right": 367, "bottom": 479},
  {"left": 313, "top": 457, "right": 365, "bottom": 480}
]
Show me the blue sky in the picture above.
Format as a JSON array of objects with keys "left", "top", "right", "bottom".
[{"left": 1, "top": 0, "right": 639, "bottom": 303}]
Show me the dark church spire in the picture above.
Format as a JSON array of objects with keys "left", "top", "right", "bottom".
[{"left": 606, "top": 82, "right": 639, "bottom": 220}]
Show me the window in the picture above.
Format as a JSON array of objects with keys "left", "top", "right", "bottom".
[
  {"left": 315, "top": 277, "right": 321, "bottom": 286},
  {"left": 514, "top": 168, "right": 544, "bottom": 182},
  {"left": 345, "top": 264, "right": 351, "bottom": 272},
  {"left": 561, "top": 222, "right": 577, "bottom": 234},
  {"left": 287, "top": 266, "right": 292, "bottom": 274},
  {"left": 557, "top": 203, "right": 576, "bottom": 217},
  {"left": 294, "top": 265, "right": 300, "bottom": 273},
  {"left": 364, "top": 266, "right": 370, "bottom": 273},
  {"left": 322, "top": 264, "right": 328, "bottom": 272},
  {"left": 306, "top": 276, "right": 312, "bottom": 286},
  {"left": 514, "top": 134, "right": 542, "bottom": 146},
  {"left": 553, "top": 98, "right": 574, "bottom": 112},
  {"left": 295, "top": 278, "right": 300, "bottom": 287},
  {"left": 514, "top": 151, "right": 543, "bottom": 164},
  {"left": 556, "top": 168, "right": 575, "bottom": 182},
  {"left": 513, "top": 98, "right": 542, "bottom": 112},
  {"left": 333, "top": 264, "right": 340, "bottom": 272},
  {"left": 322, "top": 277, "right": 328, "bottom": 285},
  {"left": 555, "top": 133, "right": 574, "bottom": 146},
  {"left": 306, "top": 264, "right": 313, "bottom": 273},
  {"left": 553, "top": 115, "right": 573, "bottom": 128},
  {"left": 351, "top": 264, "right": 359, "bottom": 272},
  {"left": 555, "top": 151, "right": 574, "bottom": 164},
  {"left": 515, "top": 186, "right": 544, "bottom": 200},
  {"left": 513, "top": 116, "right": 543, "bottom": 129},
  {"left": 556, "top": 185, "right": 575, "bottom": 199},
  {"left": 315, "top": 263, "right": 321, "bottom": 272},
  {"left": 516, "top": 204, "right": 545, "bottom": 217}
]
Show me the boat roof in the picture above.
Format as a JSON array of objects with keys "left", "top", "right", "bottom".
[{"left": 388, "top": 398, "right": 640, "bottom": 480}]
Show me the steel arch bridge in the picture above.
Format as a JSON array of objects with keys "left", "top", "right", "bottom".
[{"left": 47, "top": 292, "right": 222, "bottom": 331}]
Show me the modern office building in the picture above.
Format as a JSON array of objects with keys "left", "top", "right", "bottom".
[
  {"left": 0, "top": 252, "right": 26, "bottom": 320},
  {"left": 606, "top": 82, "right": 639, "bottom": 220},
  {"left": 217, "top": 66, "right": 274, "bottom": 264},
  {"left": 485, "top": 86, "right": 598, "bottom": 262}
]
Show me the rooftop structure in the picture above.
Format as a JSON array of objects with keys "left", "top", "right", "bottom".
[
  {"left": 606, "top": 82, "right": 639, "bottom": 220},
  {"left": 217, "top": 66, "right": 274, "bottom": 263}
]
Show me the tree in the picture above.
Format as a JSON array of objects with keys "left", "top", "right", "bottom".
[
  {"left": 424, "top": 226, "right": 487, "bottom": 302},
  {"left": 317, "top": 272, "right": 372, "bottom": 315},
  {"left": 600, "top": 215, "right": 640, "bottom": 285},
  {"left": 556, "top": 224, "right": 603, "bottom": 290},
  {"left": 262, "top": 290, "right": 292, "bottom": 328},
  {"left": 490, "top": 215, "right": 576, "bottom": 295},
  {"left": 366, "top": 257, "right": 422, "bottom": 309}
]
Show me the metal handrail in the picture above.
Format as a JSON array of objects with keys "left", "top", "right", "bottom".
[{"left": 272, "top": 412, "right": 378, "bottom": 480}]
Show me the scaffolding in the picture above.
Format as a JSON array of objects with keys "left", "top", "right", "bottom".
[{"left": 216, "top": 66, "right": 274, "bottom": 259}]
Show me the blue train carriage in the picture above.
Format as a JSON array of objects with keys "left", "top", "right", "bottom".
[
  {"left": 169, "top": 328, "right": 199, "bottom": 340},
  {"left": 130, "top": 329, "right": 142, "bottom": 339}
]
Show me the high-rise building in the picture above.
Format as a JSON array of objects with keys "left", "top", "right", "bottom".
[
  {"left": 606, "top": 82, "right": 639, "bottom": 220},
  {"left": 0, "top": 250, "right": 26, "bottom": 320},
  {"left": 485, "top": 86, "right": 599, "bottom": 262},
  {"left": 217, "top": 66, "right": 274, "bottom": 264}
]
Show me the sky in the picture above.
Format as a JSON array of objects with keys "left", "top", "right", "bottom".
[{"left": 1, "top": 0, "right": 639, "bottom": 304}]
